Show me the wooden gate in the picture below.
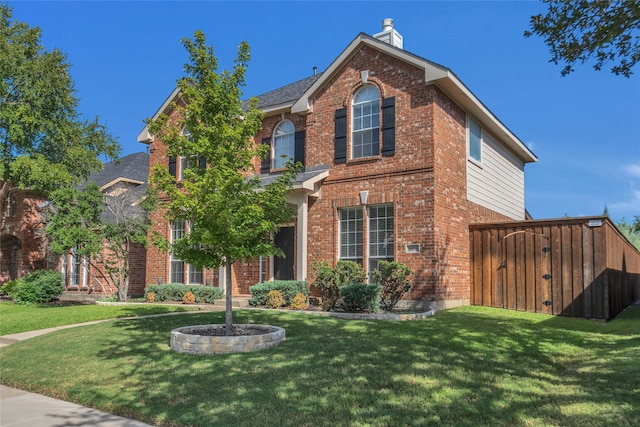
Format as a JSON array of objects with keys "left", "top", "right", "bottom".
[{"left": 470, "top": 217, "right": 640, "bottom": 320}]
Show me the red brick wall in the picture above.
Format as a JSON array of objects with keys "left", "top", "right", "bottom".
[
  {"left": 144, "top": 44, "right": 523, "bottom": 308},
  {"left": 431, "top": 86, "right": 512, "bottom": 307},
  {"left": 0, "top": 187, "right": 49, "bottom": 284}
]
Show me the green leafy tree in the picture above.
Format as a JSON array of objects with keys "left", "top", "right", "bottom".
[
  {"left": 617, "top": 215, "right": 640, "bottom": 250},
  {"left": 147, "top": 31, "right": 299, "bottom": 332},
  {"left": 44, "top": 182, "right": 149, "bottom": 301},
  {"left": 0, "top": 4, "right": 119, "bottom": 194},
  {"left": 525, "top": 0, "right": 640, "bottom": 77}
]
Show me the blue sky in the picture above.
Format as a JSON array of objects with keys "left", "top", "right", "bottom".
[{"left": 10, "top": 1, "right": 640, "bottom": 223}]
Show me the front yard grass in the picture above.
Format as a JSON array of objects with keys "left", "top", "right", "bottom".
[
  {"left": 0, "top": 301, "right": 197, "bottom": 335},
  {"left": 0, "top": 305, "right": 638, "bottom": 426}
]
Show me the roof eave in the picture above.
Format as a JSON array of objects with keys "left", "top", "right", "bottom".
[
  {"left": 137, "top": 86, "right": 182, "bottom": 144},
  {"left": 430, "top": 74, "right": 538, "bottom": 163}
]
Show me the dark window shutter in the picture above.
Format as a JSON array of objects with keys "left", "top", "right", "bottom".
[
  {"left": 198, "top": 156, "right": 206, "bottom": 170},
  {"left": 168, "top": 157, "right": 177, "bottom": 177},
  {"left": 334, "top": 108, "right": 347, "bottom": 164},
  {"left": 261, "top": 137, "right": 271, "bottom": 174},
  {"left": 294, "top": 130, "right": 305, "bottom": 166},
  {"left": 381, "top": 96, "right": 395, "bottom": 156}
]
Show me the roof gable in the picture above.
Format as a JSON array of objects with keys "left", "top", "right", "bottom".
[{"left": 290, "top": 33, "right": 537, "bottom": 163}]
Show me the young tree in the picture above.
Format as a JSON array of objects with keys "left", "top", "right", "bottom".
[
  {"left": 44, "top": 182, "right": 150, "bottom": 301},
  {"left": 525, "top": 0, "right": 640, "bottom": 77},
  {"left": 147, "top": 31, "right": 299, "bottom": 332},
  {"left": 0, "top": 4, "right": 119, "bottom": 194}
]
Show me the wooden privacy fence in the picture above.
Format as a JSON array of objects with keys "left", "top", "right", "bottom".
[{"left": 470, "top": 216, "right": 640, "bottom": 320}]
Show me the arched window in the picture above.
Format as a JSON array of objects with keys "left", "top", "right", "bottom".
[
  {"left": 272, "top": 120, "right": 295, "bottom": 169},
  {"left": 352, "top": 85, "right": 380, "bottom": 158}
]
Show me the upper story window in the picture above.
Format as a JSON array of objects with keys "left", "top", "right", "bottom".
[
  {"left": 173, "top": 127, "right": 205, "bottom": 181},
  {"left": 272, "top": 120, "right": 295, "bottom": 169},
  {"left": 334, "top": 86, "right": 394, "bottom": 164},
  {"left": 351, "top": 85, "right": 380, "bottom": 159},
  {"left": 468, "top": 117, "right": 482, "bottom": 163}
]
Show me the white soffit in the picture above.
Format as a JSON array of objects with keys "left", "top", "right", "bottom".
[{"left": 137, "top": 86, "right": 182, "bottom": 144}]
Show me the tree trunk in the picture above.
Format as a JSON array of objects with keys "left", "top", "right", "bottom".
[{"left": 225, "top": 258, "right": 233, "bottom": 334}]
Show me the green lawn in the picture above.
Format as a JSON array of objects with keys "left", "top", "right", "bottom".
[
  {"left": 0, "top": 301, "right": 197, "bottom": 335},
  {"left": 0, "top": 305, "right": 638, "bottom": 427}
]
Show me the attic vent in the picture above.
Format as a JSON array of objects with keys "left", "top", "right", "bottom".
[
  {"left": 405, "top": 244, "right": 421, "bottom": 254},
  {"left": 373, "top": 18, "right": 403, "bottom": 49}
]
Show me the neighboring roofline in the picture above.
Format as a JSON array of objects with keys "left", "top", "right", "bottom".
[
  {"left": 100, "top": 177, "right": 145, "bottom": 192},
  {"left": 137, "top": 86, "right": 182, "bottom": 144},
  {"left": 291, "top": 33, "right": 537, "bottom": 163}
]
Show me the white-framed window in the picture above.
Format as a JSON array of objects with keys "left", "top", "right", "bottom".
[
  {"left": 338, "top": 204, "right": 394, "bottom": 277},
  {"left": 170, "top": 220, "right": 185, "bottom": 283},
  {"left": 339, "top": 207, "right": 364, "bottom": 266},
  {"left": 259, "top": 256, "right": 267, "bottom": 283},
  {"left": 5, "top": 191, "right": 12, "bottom": 217},
  {"left": 170, "top": 220, "right": 203, "bottom": 284},
  {"left": 68, "top": 247, "right": 89, "bottom": 287},
  {"left": 272, "top": 120, "right": 295, "bottom": 169},
  {"left": 468, "top": 117, "right": 482, "bottom": 163},
  {"left": 352, "top": 85, "right": 380, "bottom": 159},
  {"left": 178, "top": 127, "right": 200, "bottom": 181},
  {"left": 368, "top": 205, "right": 394, "bottom": 273}
]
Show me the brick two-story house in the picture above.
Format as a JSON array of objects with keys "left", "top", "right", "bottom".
[{"left": 139, "top": 20, "right": 537, "bottom": 310}]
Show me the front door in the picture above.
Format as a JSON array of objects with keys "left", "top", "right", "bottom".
[{"left": 274, "top": 226, "right": 295, "bottom": 281}]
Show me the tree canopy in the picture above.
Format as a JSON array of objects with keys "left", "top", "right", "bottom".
[
  {"left": 617, "top": 215, "right": 640, "bottom": 250},
  {"left": 525, "top": 0, "right": 640, "bottom": 77},
  {"left": 147, "top": 31, "right": 299, "bottom": 329},
  {"left": 0, "top": 4, "right": 119, "bottom": 192},
  {"left": 45, "top": 182, "right": 150, "bottom": 300}
]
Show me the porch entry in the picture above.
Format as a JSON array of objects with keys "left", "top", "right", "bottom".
[{"left": 274, "top": 226, "right": 295, "bottom": 281}]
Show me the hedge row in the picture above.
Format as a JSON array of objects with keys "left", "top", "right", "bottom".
[
  {"left": 248, "top": 281, "right": 309, "bottom": 306},
  {"left": 144, "top": 284, "right": 224, "bottom": 303}
]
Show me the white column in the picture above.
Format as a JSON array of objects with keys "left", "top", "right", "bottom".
[
  {"left": 296, "top": 194, "right": 308, "bottom": 281},
  {"left": 218, "top": 265, "right": 226, "bottom": 292}
]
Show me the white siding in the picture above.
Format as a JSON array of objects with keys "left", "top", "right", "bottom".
[{"left": 467, "top": 130, "right": 525, "bottom": 220}]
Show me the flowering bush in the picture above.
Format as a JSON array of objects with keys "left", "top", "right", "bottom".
[
  {"left": 182, "top": 291, "right": 196, "bottom": 304},
  {"left": 290, "top": 293, "right": 308, "bottom": 310},
  {"left": 266, "top": 290, "right": 285, "bottom": 309}
]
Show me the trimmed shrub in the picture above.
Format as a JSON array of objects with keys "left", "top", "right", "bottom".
[
  {"left": 248, "top": 281, "right": 309, "bottom": 306},
  {"left": 10, "top": 270, "right": 64, "bottom": 305},
  {"left": 372, "top": 260, "right": 413, "bottom": 311},
  {"left": 290, "top": 292, "right": 308, "bottom": 310},
  {"left": 190, "top": 286, "right": 224, "bottom": 304},
  {"left": 144, "top": 284, "right": 223, "bottom": 303},
  {"left": 340, "top": 283, "right": 381, "bottom": 313},
  {"left": 182, "top": 291, "right": 196, "bottom": 304},
  {"left": 311, "top": 260, "right": 367, "bottom": 311},
  {"left": 0, "top": 280, "right": 18, "bottom": 296},
  {"left": 266, "top": 290, "right": 285, "bottom": 309}
]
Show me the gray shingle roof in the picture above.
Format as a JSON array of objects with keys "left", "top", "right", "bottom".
[
  {"left": 258, "top": 164, "right": 329, "bottom": 188},
  {"left": 245, "top": 74, "right": 323, "bottom": 110},
  {"left": 86, "top": 152, "right": 149, "bottom": 188}
]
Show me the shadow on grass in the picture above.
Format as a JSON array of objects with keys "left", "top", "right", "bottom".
[
  {"left": 66, "top": 307, "right": 638, "bottom": 427},
  {"left": 1, "top": 306, "right": 637, "bottom": 426}
]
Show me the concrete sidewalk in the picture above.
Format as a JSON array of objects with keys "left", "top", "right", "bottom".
[{"left": 0, "top": 385, "right": 153, "bottom": 426}]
